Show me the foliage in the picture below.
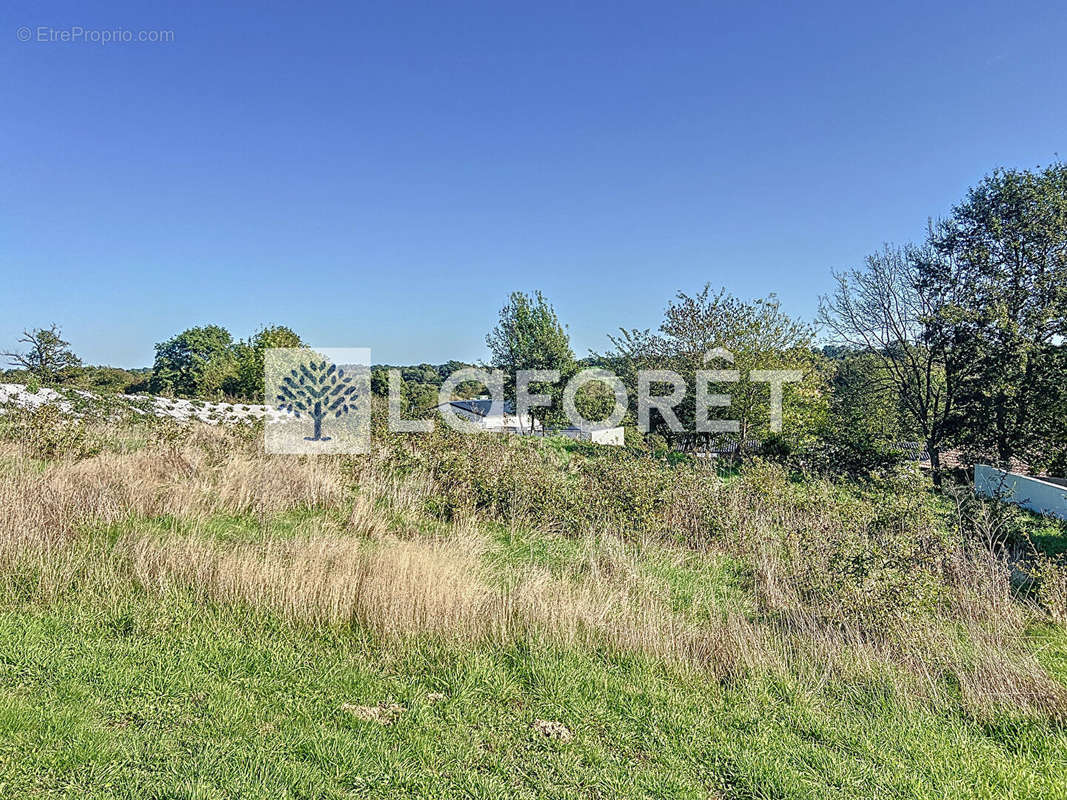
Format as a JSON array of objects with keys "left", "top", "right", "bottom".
[
  {"left": 819, "top": 246, "right": 955, "bottom": 483},
  {"left": 811, "top": 351, "right": 914, "bottom": 477},
  {"left": 570, "top": 377, "right": 620, "bottom": 426},
  {"left": 920, "top": 163, "right": 1067, "bottom": 468},
  {"left": 370, "top": 361, "right": 481, "bottom": 421},
  {"left": 145, "top": 324, "right": 307, "bottom": 400},
  {"left": 1033, "top": 556, "right": 1067, "bottom": 624},
  {"left": 645, "top": 432, "right": 669, "bottom": 454},
  {"left": 0, "top": 404, "right": 103, "bottom": 460},
  {"left": 748, "top": 462, "right": 949, "bottom": 623},
  {"left": 817, "top": 165, "right": 1067, "bottom": 479},
  {"left": 230, "top": 325, "right": 304, "bottom": 401},
  {"left": 605, "top": 287, "right": 826, "bottom": 454},
  {"left": 149, "top": 325, "right": 237, "bottom": 398},
  {"left": 486, "top": 291, "right": 575, "bottom": 427},
  {"left": 1, "top": 324, "right": 82, "bottom": 384},
  {"left": 79, "top": 366, "right": 150, "bottom": 394},
  {"left": 826, "top": 351, "right": 911, "bottom": 446}
]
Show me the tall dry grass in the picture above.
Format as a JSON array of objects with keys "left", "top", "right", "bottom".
[
  {"left": 1, "top": 419, "right": 1065, "bottom": 719},
  {"left": 0, "top": 428, "right": 343, "bottom": 547},
  {"left": 123, "top": 524, "right": 771, "bottom": 683}
]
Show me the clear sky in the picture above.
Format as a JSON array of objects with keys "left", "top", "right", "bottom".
[{"left": 2, "top": 1, "right": 1065, "bottom": 367}]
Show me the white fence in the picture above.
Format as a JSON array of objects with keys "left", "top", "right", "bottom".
[{"left": 974, "top": 464, "right": 1067, "bottom": 520}]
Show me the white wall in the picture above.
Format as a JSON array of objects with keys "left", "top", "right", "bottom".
[
  {"left": 588, "top": 427, "right": 625, "bottom": 446},
  {"left": 555, "top": 427, "right": 625, "bottom": 446},
  {"left": 974, "top": 464, "right": 1067, "bottom": 520}
]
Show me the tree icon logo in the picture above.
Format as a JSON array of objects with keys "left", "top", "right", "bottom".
[{"left": 276, "top": 358, "right": 361, "bottom": 441}]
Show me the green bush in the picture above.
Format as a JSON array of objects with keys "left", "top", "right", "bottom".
[
  {"left": 0, "top": 405, "right": 104, "bottom": 460},
  {"left": 710, "top": 460, "right": 951, "bottom": 626},
  {"left": 373, "top": 426, "right": 715, "bottom": 538},
  {"left": 1033, "top": 556, "right": 1067, "bottom": 624}
]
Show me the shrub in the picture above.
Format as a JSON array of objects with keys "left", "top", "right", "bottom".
[
  {"left": 709, "top": 460, "right": 952, "bottom": 627},
  {"left": 0, "top": 405, "right": 104, "bottom": 460},
  {"left": 646, "top": 433, "right": 669, "bottom": 454},
  {"left": 1032, "top": 556, "right": 1067, "bottom": 624}
]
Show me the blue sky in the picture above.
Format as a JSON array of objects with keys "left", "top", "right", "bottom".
[{"left": 2, "top": 1, "right": 1065, "bottom": 367}]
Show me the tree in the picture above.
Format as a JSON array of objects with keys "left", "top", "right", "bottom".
[
  {"left": 150, "top": 325, "right": 237, "bottom": 397},
  {"left": 486, "top": 291, "right": 575, "bottom": 428},
  {"left": 2, "top": 324, "right": 82, "bottom": 384},
  {"left": 827, "top": 352, "right": 910, "bottom": 445},
  {"left": 819, "top": 245, "right": 955, "bottom": 484},
  {"left": 919, "top": 163, "right": 1067, "bottom": 468},
  {"left": 231, "top": 325, "right": 304, "bottom": 401},
  {"left": 276, "top": 358, "right": 361, "bottom": 441},
  {"left": 605, "top": 287, "right": 824, "bottom": 454},
  {"left": 572, "top": 377, "right": 619, "bottom": 425},
  {"left": 661, "top": 288, "right": 822, "bottom": 450},
  {"left": 821, "top": 351, "right": 915, "bottom": 473}
]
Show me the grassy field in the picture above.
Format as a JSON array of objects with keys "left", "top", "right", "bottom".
[{"left": 0, "top": 409, "right": 1065, "bottom": 798}]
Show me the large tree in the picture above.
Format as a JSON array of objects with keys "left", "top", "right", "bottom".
[
  {"left": 486, "top": 291, "right": 575, "bottom": 428},
  {"left": 150, "top": 325, "right": 237, "bottom": 398},
  {"left": 818, "top": 246, "right": 955, "bottom": 484},
  {"left": 919, "top": 163, "right": 1067, "bottom": 468},
  {"left": 2, "top": 324, "right": 82, "bottom": 384}
]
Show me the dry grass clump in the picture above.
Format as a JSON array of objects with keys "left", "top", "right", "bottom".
[
  {"left": 531, "top": 719, "right": 572, "bottom": 742},
  {"left": 121, "top": 523, "right": 767, "bottom": 684},
  {"left": 127, "top": 531, "right": 497, "bottom": 639},
  {"left": 341, "top": 703, "right": 405, "bottom": 725},
  {"left": 0, "top": 425, "right": 346, "bottom": 614},
  {"left": 0, "top": 432, "right": 344, "bottom": 554}
]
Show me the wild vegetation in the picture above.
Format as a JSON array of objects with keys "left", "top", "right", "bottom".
[
  {"left": 1, "top": 163, "right": 1065, "bottom": 797},
  {"left": 0, "top": 400, "right": 1065, "bottom": 797}
]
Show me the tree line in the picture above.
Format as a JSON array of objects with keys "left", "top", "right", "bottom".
[
  {"left": 1, "top": 324, "right": 303, "bottom": 401},
  {"left": 471, "top": 164, "right": 1067, "bottom": 480},
  {"left": 4, "top": 163, "right": 1064, "bottom": 480},
  {"left": 820, "top": 163, "right": 1066, "bottom": 481}
]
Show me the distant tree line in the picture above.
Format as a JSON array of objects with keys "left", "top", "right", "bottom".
[
  {"left": 1, "top": 323, "right": 304, "bottom": 402},
  {"left": 369, "top": 361, "right": 483, "bottom": 417},
  {"left": 4, "top": 163, "right": 1063, "bottom": 481}
]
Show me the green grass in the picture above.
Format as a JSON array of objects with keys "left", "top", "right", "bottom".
[
  {"left": 113, "top": 508, "right": 345, "bottom": 546},
  {"left": 1023, "top": 516, "right": 1067, "bottom": 558},
  {"left": 486, "top": 522, "right": 756, "bottom": 623},
  {"left": 2, "top": 433, "right": 1066, "bottom": 798},
  {"left": 1029, "top": 625, "right": 1067, "bottom": 685},
  {"left": 2, "top": 589, "right": 1066, "bottom": 800},
  {"left": 1, "top": 506, "right": 1066, "bottom": 799},
  {"left": 0, "top": 452, "right": 49, "bottom": 477}
]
